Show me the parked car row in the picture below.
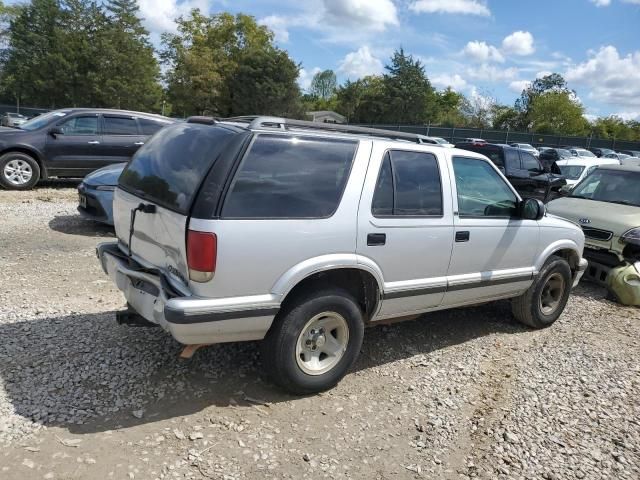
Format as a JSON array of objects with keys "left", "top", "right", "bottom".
[
  {"left": 0, "top": 108, "right": 174, "bottom": 190},
  {"left": 7, "top": 111, "right": 636, "bottom": 394}
]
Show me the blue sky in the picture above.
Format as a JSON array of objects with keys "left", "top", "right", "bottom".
[{"left": 10, "top": 0, "right": 640, "bottom": 119}]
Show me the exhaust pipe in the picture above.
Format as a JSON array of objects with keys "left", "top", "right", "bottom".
[{"left": 115, "top": 309, "right": 158, "bottom": 328}]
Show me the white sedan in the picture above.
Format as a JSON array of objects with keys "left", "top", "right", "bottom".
[{"left": 556, "top": 157, "right": 620, "bottom": 188}]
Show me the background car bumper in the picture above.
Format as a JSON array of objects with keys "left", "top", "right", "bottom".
[
  {"left": 78, "top": 183, "right": 114, "bottom": 225},
  {"left": 97, "top": 242, "right": 279, "bottom": 345}
]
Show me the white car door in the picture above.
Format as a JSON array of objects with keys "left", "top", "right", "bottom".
[
  {"left": 356, "top": 143, "right": 455, "bottom": 320},
  {"left": 442, "top": 155, "right": 539, "bottom": 307}
]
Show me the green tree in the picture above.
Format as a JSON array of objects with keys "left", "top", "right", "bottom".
[
  {"left": 529, "top": 91, "right": 588, "bottom": 135},
  {"left": 99, "top": 0, "right": 161, "bottom": 110},
  {"left": 309, "top": 69, "right": 336, "bottom": 100},
  {"left": 230, "top": 48, "right": 301, "bottom": 116},
  {"left": 162, "top": 11, "right": 296, "bottom": 117},
  {"left": 433, "top": 88, "right": 466, "bottom": 126},
  {"left": 382, "top": 48, "right": 435, "bottom": 124},
  {"left": 492, "top": 105, "right": 521, "bottom": 130}
]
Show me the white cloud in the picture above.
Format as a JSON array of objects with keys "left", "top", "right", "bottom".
[
  {"left": 462, "top": 41, "right": 505, "bottom": 63},
  {"left": 613, "top": 111, "right": 640, "bottom": 121},
  {"left": 509, "top": 80, "right": 531, "bottom": 93},
  {"left": 338, "top": 46, "right": 384, "bottom": 80},
  {"left": 259, "top": 15, "right": 290, "bottom": 43},
  {"left": 502, "top": 31, "right": 535, "bottom": 56},
  {"left": 466, "top": 64, "right": 519, "bottom": 82},
  {"left": 409, "top": 0, "right": 491, "bottom": 16},
  {"left": 298, "top": 67, "right": 322, "bottom": 91},
  {"left": 322, "top": 0, "right": 398, "bottom": 32},
  {"left": 432, "top": 73, "right": 468, "bottom": 91},
  {"left": 590, "top": 0, "right": 611, "bottom": 6},
  {"left": 565, "top": 45, "right": 640, "bottom": 108},
  {"left": 138, "top": 0, "right": 208, "bottom": 36}
]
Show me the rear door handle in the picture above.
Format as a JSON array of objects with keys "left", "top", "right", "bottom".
[
  {"left": 87, "top": 140, "right": 100, "bottom": 145},
  {"left": 367, "top": 233, "right": 386, "bottom": 246},
  {"left": 455, "top": 231, "right": 470, "bottom": 242}
]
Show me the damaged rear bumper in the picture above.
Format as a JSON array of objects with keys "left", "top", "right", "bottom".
[{"left": 96, "top": 242, "right": 279, "bottom": 344}]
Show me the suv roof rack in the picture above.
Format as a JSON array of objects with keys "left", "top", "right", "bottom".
[{"left": 216, "top": 116, "right": 429, "bottom": 144}]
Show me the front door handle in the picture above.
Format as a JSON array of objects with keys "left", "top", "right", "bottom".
[
  {"left": 87, "top": 140, "right": 100, "bottom": 145},
  {"left": 134, "top": 142, "right": 145, "bottom": 146},
  {"left": 455, "top": 231, "right": 470, "bottom": 242},
  {"left": 367, "top": 233, "right": 386, "bottom": 246}
]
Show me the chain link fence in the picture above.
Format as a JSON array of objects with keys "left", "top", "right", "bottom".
[{"left": 355, "top": 124, "right": 640, "bottom": 151}]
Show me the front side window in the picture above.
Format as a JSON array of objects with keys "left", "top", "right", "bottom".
[
  {"left": 452, "top": 156, "right": 518, "bottom": 218},
  {"left": 60, "top": 115, "right": 98, "bottom": 135},
  {"left": 104, "top": 116, "right": 138, "bottom": 135},
  {"left": 222, "top": 135, "right": 357, "bottom": 219},
  {"left": 372, "top": 150, "right": 443, "bottom": 217},
  {"left": 521, "top": 152, "right": 542, "bottom": 172}
]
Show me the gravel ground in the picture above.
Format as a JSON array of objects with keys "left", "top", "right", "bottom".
[{"left": 0, "top": 185, "right": 639, "bottom": 480}]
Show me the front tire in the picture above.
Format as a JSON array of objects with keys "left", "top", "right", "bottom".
[
  {"left": 261, "top": 289, "right": 364, "bottom": 395},
  {"left": 512, "top": 255, "right": 572, "bottom": 328},
  {"left": 0, "top": 152, "right": 40, "bottom": 190}
]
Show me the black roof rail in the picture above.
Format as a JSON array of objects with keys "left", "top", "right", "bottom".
[{"left": 217, "top": 116, "right": 427, "bottom": 143}]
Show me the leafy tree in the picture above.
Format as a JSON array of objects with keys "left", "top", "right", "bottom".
[
  {"left": 433, "top": 88, "right": 466, "bottom": 126},
  {"left": 492, "top": 105, "right": 521, "bottom": 130},
  {"left": 0, "top": 0, "right": 68, "bottom": 108},
  {"left": 309, "top": 69, "right": 336, "bottom": 100},
  {"left": 590, "top": 116, "right": 640, "bottom": 141},
  {"left": 382, "top": 48, "right": 435, "bottom": 124},
  {"left": 230, "top": 47, "right": 301, "bottom": 116},
  {"left": 529, "top": 91, "right": 588, "bottom": 135},
  {"left": 162, "top": 11, "right": 298, "bottom": 117},
  {"left": 99, "top": 0, "right": 161, "bottom": 110},
  {"left": 461, "top": 89, "right": 497, "bottom": 128}
]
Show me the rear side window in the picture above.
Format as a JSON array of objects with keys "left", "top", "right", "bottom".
[
  {"left": 372, "top": 150, "right": 443, "bottom": 217},
  {"left": 104, "top": 116, "right": 138, "bottom": 135},
  {"left": 139, "top": 118, "right": 168, "bottom": 135},
  {"left": 505, "top": 149, "right": 520, "bottom": 170},
  {"left": 222, "top": 135, "right": 357, "bottom": 219},
  {"left": 119, "top": 123, "right": 237, "bottom": 214}
]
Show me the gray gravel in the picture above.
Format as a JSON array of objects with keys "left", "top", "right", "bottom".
[{"left": 0, "top": 186, "right": 639, "bottom": 479}]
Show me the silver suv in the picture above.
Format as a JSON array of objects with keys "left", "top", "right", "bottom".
[{"left": 98, "top": 117, "right": 588, "bottom": 394}]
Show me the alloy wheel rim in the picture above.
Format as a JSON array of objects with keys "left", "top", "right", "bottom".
[
  {"left": 539, "top": 272, "right": 565, "bottom": 315},
  {"left": 3, "top": 159, "right": 32, "bottom": 185},
  {"left": 295, "top": 311, "right": 349, "bottom": 376}
]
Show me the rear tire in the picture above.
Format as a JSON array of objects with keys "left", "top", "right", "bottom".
[
  {"left": 512, "top": 255, "right": 572, "bottom": 329},
  {"left": 261, "top": 289, "right": 364, "bottom": 395},
  {"left": 0, "top": 152, "right": 40, "bottom": 190}
]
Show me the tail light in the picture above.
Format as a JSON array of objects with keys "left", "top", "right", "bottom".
[{"left": 187, "top": 230, "right": 217, "bottom": 282}]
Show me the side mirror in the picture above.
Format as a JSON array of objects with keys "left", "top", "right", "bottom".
[
  {"left": 521, "top": 198, "right": 545, "bottom": 221},
  {"left": 49, "top": 126, "right": 63, "bottom": 137}
]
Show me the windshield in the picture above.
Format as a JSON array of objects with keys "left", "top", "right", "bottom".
[
  {"left": 558, "top": 165, "right": 585, "bottom": 180},
  {"left": 8, "top": 113, "right": 24, "bottom": 118},
  {"left": 19, "top": 111, "right": 68, "bottom": 131},
  {"left": 433, "top": 137, "right": 448, "bottom": 144},
  {"left": 556, "top": 149, "right": 572, "bottom": 159},
  {"left": 571, "top": 169, "right": 640, "bottom": 206}
]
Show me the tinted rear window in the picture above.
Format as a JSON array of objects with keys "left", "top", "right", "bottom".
[
  {"left": 119, "top": 123, "right": 237, "bottom": 214},
  {"left": 104, "top": 116, "right": 138, "bottom": 135},
  {"left": 139, "top": 118, "right": 169, "bottom": 135},
  {"left": 221, "top": 134, "right": 357, "bottom": 219}
]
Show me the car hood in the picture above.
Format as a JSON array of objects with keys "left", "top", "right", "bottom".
[
  {"left": 547, "top": 197, "right": 640, "bottom": 247},
  {"left": 83, "top": 163, "right": 126, "bottom": 186},
  {"left": 0, "top": 126, "right": 22, "bottom": 133}
]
